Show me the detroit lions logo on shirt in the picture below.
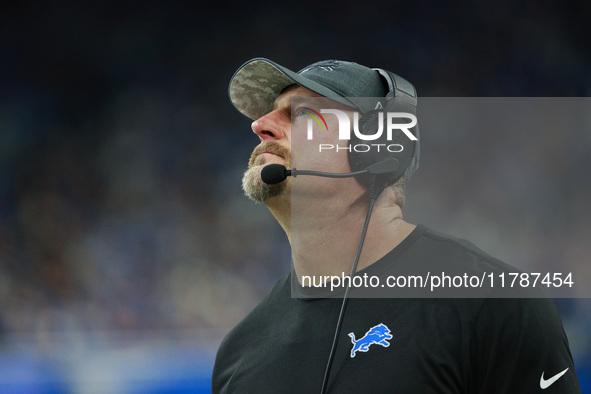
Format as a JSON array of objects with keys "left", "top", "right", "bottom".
[{"left": 348, "top": 323, "right": 393, "bottom": 358}]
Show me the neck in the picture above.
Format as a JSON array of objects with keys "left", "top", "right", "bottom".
[{"left": 266, "top": 190, "right": 415, "bottom": 283}]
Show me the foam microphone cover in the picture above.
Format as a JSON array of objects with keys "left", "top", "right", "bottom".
[{"left": 261, "top": 164, "right": 288, "bottom": 184}]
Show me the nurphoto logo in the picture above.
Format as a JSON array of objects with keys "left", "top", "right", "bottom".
[{"left": 302, "top": 105, "right": 417, "bottom": 154}]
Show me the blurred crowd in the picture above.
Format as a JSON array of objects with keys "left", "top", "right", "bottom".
[{"left": 0, "top": 0, "right": 590, "bottom": 384}]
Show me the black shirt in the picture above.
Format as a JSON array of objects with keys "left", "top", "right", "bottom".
[{"left": 212, "top": 226, "right": 581, "bottom": 393}]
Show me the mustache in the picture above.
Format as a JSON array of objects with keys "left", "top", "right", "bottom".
[{"left": 248, "top": 142, "right": 292, "bottom": 167}]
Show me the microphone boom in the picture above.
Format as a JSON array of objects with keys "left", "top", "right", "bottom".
[{"left": 260, "top": 158, "right": 399, "bottom": 185}]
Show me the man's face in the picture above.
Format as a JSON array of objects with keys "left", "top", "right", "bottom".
[
  {"left": 242, "top": 86, "right": 358, "bottom": 203},
  {"left": 241, "top": 86, "right": 300, "bottom": 202}
]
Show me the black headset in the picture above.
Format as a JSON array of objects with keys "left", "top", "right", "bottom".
[
  {"left": 347, "top": 69, "right": 419, "bottom": 190},
  {"left": 320, "top": 70, "right": 419, "bottom": 394}
]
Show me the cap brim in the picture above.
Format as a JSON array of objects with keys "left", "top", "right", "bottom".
[{"left": 229, "top": 58, "right": 353, "bottom": 120}]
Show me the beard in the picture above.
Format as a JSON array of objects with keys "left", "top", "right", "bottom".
[{"left": 242, "top": 142, "right": 292, "bottom": 203}]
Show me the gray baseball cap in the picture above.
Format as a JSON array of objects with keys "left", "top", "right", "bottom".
[
  {"left": 228, "top": 57, "right": 420, "bottom": 179},
  {"left": 229, "top": 58, "right": 418, "bottom": 119}
]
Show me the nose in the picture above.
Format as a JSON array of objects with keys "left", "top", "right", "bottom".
[{"left": 251, "top": 111, "right": 287, "bottom": 142}]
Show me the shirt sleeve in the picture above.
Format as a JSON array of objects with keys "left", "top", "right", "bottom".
[{"left": 469, "top": 297, "right": 581, "bottom": 393}]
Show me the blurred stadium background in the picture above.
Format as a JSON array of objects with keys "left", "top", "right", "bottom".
[{"left": 1, "top": 1, "right": 590, "bottom": 392}]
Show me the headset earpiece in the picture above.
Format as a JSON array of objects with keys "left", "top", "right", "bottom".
[{"left": 348, "top": 69, "right": 418, "bottom": 190}]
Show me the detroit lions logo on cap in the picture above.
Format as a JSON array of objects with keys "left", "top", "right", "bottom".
[
  {"left": 348, "top": 323, "right": 393, "bottom": 358},
  {"left": 299, "top": 60, "right": 342, "bottom": 74}
]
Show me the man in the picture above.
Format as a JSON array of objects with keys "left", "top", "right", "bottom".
[{"left": 212, "top": 58, "right": 581, "bottom": 393}]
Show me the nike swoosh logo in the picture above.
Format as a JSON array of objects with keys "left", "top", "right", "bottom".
[{"left": 540, "top": 367, "right": 569, "bottom": 389}]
